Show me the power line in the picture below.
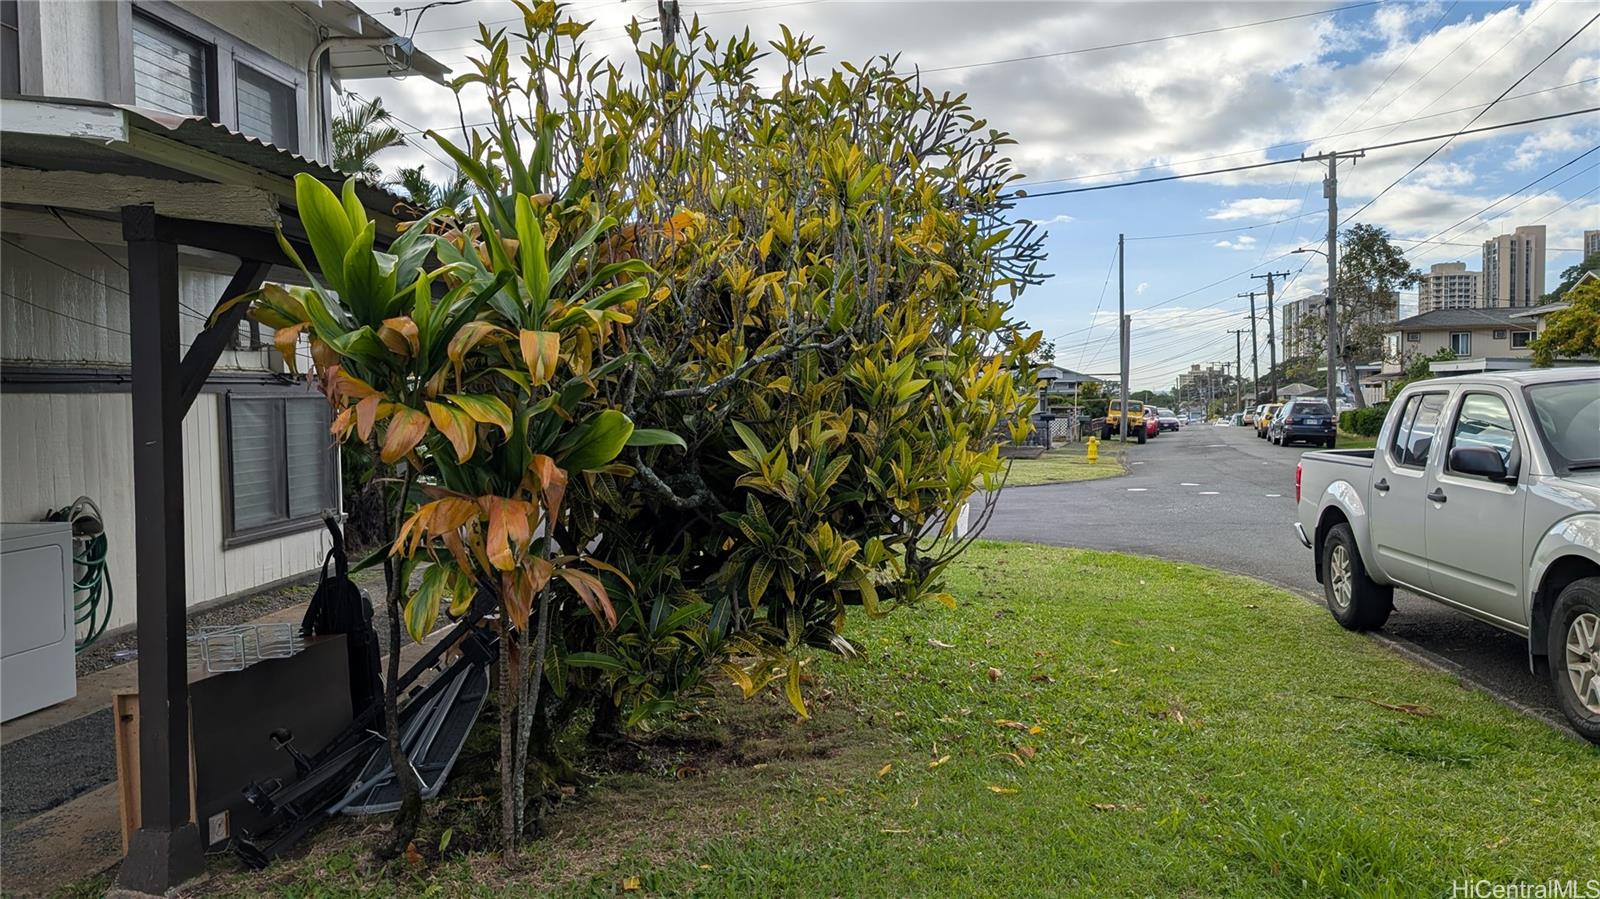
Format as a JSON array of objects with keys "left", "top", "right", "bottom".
[
  {"left": 1338, "top": 11, "right": 1599, "bottom": 226},
  {"left": 1015, "top": 106, "right": 1599, "bottom": 200},
  {"left": 1077, "top": 244, "right": 1119, "bottom": 369},
  {"left": 919, "top": 2, "right": 1380, "bottom": 75},
  {"left": 2, "top": 288, "right": 133, "bottom": 336},
  {"left": 3, "top": 234, "right": 212, "bottom": 322},
  {"left": 1125, "top": 212, "right": 1323, "bottom": 241},
  {"left": 1400, "top": 146, "right": 1600, "bottom": 254}
]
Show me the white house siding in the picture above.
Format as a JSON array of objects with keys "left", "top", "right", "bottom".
[
  {"left": 0, "top": 392, "right": 332, "bottom": 636},
  {"left": 2, "top": 235, "right": 331, "bottom": 637}
]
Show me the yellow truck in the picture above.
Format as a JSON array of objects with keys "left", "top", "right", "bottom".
[{"left": 1102, "top": 400, "right": 1148, "bottom": 444}]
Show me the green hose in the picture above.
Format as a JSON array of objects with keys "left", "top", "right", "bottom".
[
  {"left": 48, "top": 497, "right": 114, "bottom": 652},
  {"left": 72, "top": 531, "right": 113, "bottom": 651}
]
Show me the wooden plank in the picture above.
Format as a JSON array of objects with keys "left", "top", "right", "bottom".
[{"left": 0, "top": 168, "right": 279, "bottom": 227}]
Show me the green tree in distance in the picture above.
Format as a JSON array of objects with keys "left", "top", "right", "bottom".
[{"left": 1529, "top": 278, "right": 1600, "bottom": 367}]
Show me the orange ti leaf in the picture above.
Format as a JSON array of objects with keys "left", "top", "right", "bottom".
[
  {"left": 426, "top": 400, "right": 478, "bottom": 463},
  {"left": 380, "top": 406, "right": 429, "bottom": 464},
  {"left": 519, "top": 329, "right": 561, "bottom": 385}
]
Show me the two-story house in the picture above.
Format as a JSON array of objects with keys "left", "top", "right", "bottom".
[
  {"left": 1, "top": 2, "right": 446, "bottom": 639},
  {"left": 1382, "top": 307, "right": 1538, "bottom": 376}
]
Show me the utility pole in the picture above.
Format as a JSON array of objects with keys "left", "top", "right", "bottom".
[
  {"left": 1303, "top": 149, "right": 1365, "bottom": 408},
  {"left": 1252, "top": 270, "right": 1290, "bottom": 401},
  {"left": 1229, "top": 329, "right": 1247, "bottom": 412},
  {"left": 1118, "top": 234, "right": 1129, "bottom": 442},
  {"left": 1237, "top": 291, "right": 1260, "bottom": 405}
]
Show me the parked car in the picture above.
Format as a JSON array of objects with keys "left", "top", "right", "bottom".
[
  {"left": 1241, "top": 409, "right": 1257, "bottom": 426},
  {"left": 1102, "top": 400, "right": 1147, "bottom": 444},
  {"left": 1145, "top": 414, "right": 1161, "bottom": 439},
  {"left": 1228, "top": 412, "right": 1244, "bottom": 426},
  {"left": 1294, "top": 368, "right": 1600, "bottom": 743},
  {"left": 1156, "top": 408, "right": 1182, "bottom": 432},
  {"left": 1256, "top": 403, "right": 1283, "bottom": 439},
  {"left": 1269, "top": 398, "right": 1336, "bottom": 447}
]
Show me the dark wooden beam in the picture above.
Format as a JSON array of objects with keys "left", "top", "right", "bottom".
[
  {"left": 115, "top": 204, "right": 204, "bottom": 894},
  {"left": 178, "top": 259, "right": 269, "bottom": 414}
]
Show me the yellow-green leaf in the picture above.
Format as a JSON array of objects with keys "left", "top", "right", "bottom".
[
  {"left": 380, "top": 406, "right": 429, "bottom": 464},
  {"left": 426, "top": 401, "right": 477, "bottom": 463},
  {"left": 519, "top": 329, "right": 560, "bottom": 385},
  {"left": 446, "top": 394, "right": 513, "bottom": 437}
]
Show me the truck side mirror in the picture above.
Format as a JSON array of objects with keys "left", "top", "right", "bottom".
[{"left": 1449, "top": 446, "right": 1509, "bottom": 482}]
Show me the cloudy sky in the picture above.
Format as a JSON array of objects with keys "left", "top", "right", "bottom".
[{"left": 352, "top": 0, "right": 1599, "bottom": 390}]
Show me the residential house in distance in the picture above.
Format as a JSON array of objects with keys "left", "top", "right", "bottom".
[
  {"left": 1, "top": 3, "right": 447, "bottom": 639},
  {"left": 1482, "top": 225, "right": 1546, "bottom": 308},
  {"left": 1417, "top": 262, "right": 1482, "bottom": 311},
  {"left": 1383, "top": 308, "right": 1537, "bottom": 377}
]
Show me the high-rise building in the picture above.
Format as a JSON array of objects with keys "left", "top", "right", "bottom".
[
  {"left": 1417, "top": 262, "right": 1482, "bottom": 312},
  {"left": 1584, "top": 229, "right": 1599, "bottom": 259},
  {"left": 1281, "top": 292, "right": 1324, "bottom": 358},
  {"left": 1482, "top": 225, "right": 1546, "bottom": 308}
]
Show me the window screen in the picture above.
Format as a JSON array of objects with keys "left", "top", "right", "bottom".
[
  {"left": 1449, "top": 331, "right": 1471, "bottom": 356},
  {"left": 1510, "top": 331, "right": 1533, "bottom": 349},
  {"left": 132, "top": 14, "right": 208, "bottom": 117},
  {"left": 235, "top": 63, "right": 297, "bottom": 151},
  {"left": 227, "top": 396, "right": 335, "bottom": 537},
  {"left": 2, "top": 0, "right": 20, "bottom": 97}
]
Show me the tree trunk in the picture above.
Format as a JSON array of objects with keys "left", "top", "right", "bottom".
[
  {"left": 498, "top": 619, "right": 517, "bottom": 865},
  {"left": 377, "top": 468, "right": 423, "bottom": 859},
  {"left": 512, "top": 583, "right": 553, "bottom": 841},
  {"left": 1342, "top": 355, "right": 1367, "bottom": 409}
]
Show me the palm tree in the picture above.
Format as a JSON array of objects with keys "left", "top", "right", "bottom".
[
  {"left": 392, "top": 164, "right": 472, "bottom": 213},
  {"left": 331, "top": 96, "right": 405, "bottom": 182}
]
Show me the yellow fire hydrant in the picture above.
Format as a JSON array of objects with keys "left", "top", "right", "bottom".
[{"left": 1086, "top": 436, "right": 1099, "bottom": 464}]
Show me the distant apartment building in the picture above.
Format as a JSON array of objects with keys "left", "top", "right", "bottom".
[
  {"left": 1417, "top": 262, "right": 1482, "bottom": 312},
  {"left": 1280, "top": 292, "right": 1324, "bottom": 358},
  {"left": 1585, "top": 229, "right": 1599, "bottom": 259},
  {"left": 1481, "top": 225, "right": 1546, "bottom": 308}
]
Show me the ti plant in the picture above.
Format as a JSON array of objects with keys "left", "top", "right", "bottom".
[{"left": 234, "top": 172, "right": 679, "bottom": 855}]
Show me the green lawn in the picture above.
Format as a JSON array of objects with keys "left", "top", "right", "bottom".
[
  {"left": 1337, "top": 429, "right": 1379, "bottom": 449},
  {"left": 1002, "top": 444, "right": 1125, "bottom": 487},
  {"left": 194, "top": 544, "right": 1597, "bottom": 898}
]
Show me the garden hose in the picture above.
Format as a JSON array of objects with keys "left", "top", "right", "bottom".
[{"left": 48, "top": 497, "right": 114, "bottom": 651}]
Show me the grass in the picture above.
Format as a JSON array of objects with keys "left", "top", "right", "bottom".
[
  {"left": 1001, "top": 443, "right": 1125, "bottom": 487},
  {"left": 1337, "top": 429, "right": 1379, "bottom": 449},
  {"left": 188, "top": 544, "right": 1598, "bottom": 898}
]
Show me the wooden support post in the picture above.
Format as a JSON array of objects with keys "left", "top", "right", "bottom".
[
  {"left": 178, "top": 259, "right": 268, "bottom": 414},
  {"left": 116, "top": 204, "right": 203, "bottom": 894}
]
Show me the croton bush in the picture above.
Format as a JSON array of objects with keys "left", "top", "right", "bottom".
[{"left": 241, "top": 0, "right": 1046, "bottom": 852}]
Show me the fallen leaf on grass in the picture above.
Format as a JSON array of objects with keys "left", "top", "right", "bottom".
[
  {"left": 928, "top": 755, "right": 951, "bottom": 769},
  {"left": 992, "top": 751, "right": 1025, "bottom": 767},
  {"left": 927, "top": 638, "right": 956, "bottom": 649},
  {"left": 699, "top": 864, "right": 713, "bottom": 870},
  {"left": 987, "top": 667, "right": 1004, "bottom": 682},
  {"left": 878, "top": 763, "right": 893, "bottom": 777},
  {"left": 1017, "top": 745, "right": 1037, "bottom": 759},
  {"left": 1110, "top": 639, "right": 1131, "bottom": 647},
  {"left": 1091, "top": 803, "right": 1121, "bottom": 812},
  {"left": 403, "top": 841, "right": 422, "bottom": 866},
  {"left": 1028, "top": 672, "right": 1056, "bottom": 683},
  {"left": 988, "top": 785, "right": 1019, "bottom": 794},
  {"left": 881, "top": 828, "right": 911, "bottom": 834},
  {"left": 622, "top": 875, "right": 642, "bottom": 891},
  {"left": 1337, "top": 695, "right": 1437, "bottom": 717}
]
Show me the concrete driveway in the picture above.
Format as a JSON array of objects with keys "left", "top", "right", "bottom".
[{"left": 984, "top": 423, "right": 1568, "bottom": 729}]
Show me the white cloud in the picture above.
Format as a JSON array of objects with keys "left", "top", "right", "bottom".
[
  {"left": 1213, "top": 234, "right": 1258, "bottom": 250},
  {"left": 1136, "top": 282, "right": 1150, "bottom": 295},
  {"left": 1207, "top": 198, "right": 1300, "bottom": 221}
]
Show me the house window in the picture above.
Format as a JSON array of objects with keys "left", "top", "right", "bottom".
[
  {"left": 1406, "top": 331, "right": 1421, "bottom": 342},
  {"left": 1493, "top": 329, "right": 1507, "bottom": 340},
  {"left": 235, "top": 63, "right": 298, "bottom": 151},
  {"left": 132, "top": 13, "right": 212, "bottom": 118},
  {"left": 1510, "top": 330, "right": 1533, "bottom": 349},
  {"left": 2, "top": 0, "right": 19, "bottom": 97},
  {"left": 225, "top": 395, "right": 336, "bottom": 541},
  {"left": 1449, "top": 331, "right": 1471, "bottom": 356}
]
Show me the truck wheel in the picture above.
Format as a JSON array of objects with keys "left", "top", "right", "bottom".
[
  {"left": 1135, "top": 430, "right": 1146, "bottom": 445},
  {"left": 1101, "top": 424, "right": 1112, "bottom": 440},
  {"left": 1546, "top": 577, "right": 1600, "bottom": 745},
  {"left": 1322, "top": 523, "right": 1392, "bottom": 631}
]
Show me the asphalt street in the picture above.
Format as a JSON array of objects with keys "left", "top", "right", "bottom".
[{"left": 984, "top": 423, "right": 1564, "bottom": 724}]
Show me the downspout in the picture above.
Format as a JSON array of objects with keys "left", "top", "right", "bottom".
[{"left": 306, "top": 36, "right": 400, "bottom": 164}]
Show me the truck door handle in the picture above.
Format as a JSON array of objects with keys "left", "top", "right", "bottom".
[
  {"left": 1374, "top": 479, "right": 1389, "bottom": 493},
  {"left": 1426, "top": 489, "right": 1447, "bottom": 503}
]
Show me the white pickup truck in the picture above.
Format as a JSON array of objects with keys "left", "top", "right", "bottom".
[{"left": 1294, "top": 368, "right": 1600, "bottom": 743}]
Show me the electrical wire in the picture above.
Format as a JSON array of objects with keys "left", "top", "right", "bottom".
[
  {"left": 1399, "top": 147, "right": 1600, "bottom": 255},
  {"left": 1076, "top": 245, "right": 1120, "bottom": 369},
  {"left": 1016, "top": 107, "right": 1600, "bottom": 201},
  {"left": 919, "top": 2, "right": 1380, "bottom": 75},
  {"left": 1338, "top": 11, "right": 1600, "bottom": 226}
]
